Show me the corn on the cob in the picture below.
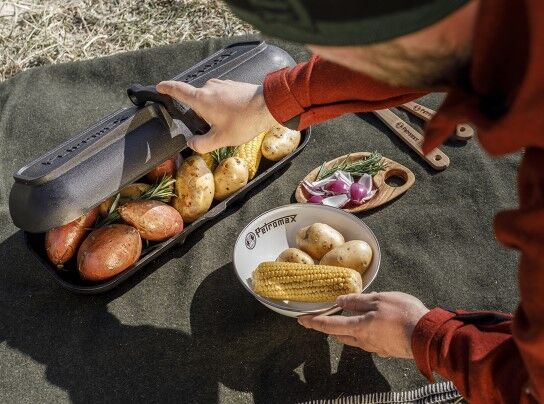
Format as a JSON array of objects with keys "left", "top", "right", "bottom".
[
  {"left": 252, "top": 261, "right": 363, "bottom": 303},
  {"left": 195, "top": 152, "right": 216, "bottom": 171},
  {"left": 234, "top": 131, "right": 266, "bottom": 179}
]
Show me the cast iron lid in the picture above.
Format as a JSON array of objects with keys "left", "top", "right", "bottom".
[{"left": 9, "top": 41, "right": 296, "bottom": 233}]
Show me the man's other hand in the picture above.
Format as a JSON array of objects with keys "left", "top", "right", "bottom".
[
  {"left": 156, "top": 79, "right": 280, "bottom": 153},
  {"left": 298, "top": 292, "right": 430, "bottom": 359}
]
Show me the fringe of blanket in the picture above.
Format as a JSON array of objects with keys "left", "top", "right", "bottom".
[{"left": 299, "top": 381, "right": 461, "bottom": 404}]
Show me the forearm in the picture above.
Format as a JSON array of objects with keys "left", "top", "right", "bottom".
[
  {"left": 412, "top": 308, "right": 528, "bottom": 403},
  {"left": 411, "top": 149, "right": 544, "bottom": 404},
  {"left": 263, "top": 55, "right": 427, "bottom": 130},
  {"left": 495, "top": 148, "right": 544, "bottom": 402}
]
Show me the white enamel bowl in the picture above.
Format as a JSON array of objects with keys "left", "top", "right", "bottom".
[{"left": 233, "top": 203, "right": 381, "bottom": 317}]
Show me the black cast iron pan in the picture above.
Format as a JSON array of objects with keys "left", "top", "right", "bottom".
[{"left": 9, "top": 41, "right": 312, "bottom": 293}]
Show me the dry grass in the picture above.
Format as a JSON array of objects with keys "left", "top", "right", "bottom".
[{"left": 0, "top": 0, "right": 257, "bottom": 82}]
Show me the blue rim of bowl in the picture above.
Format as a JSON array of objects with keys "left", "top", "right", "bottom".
[{"left": 232, "top": 203, "right": 381, "bottom": 314}]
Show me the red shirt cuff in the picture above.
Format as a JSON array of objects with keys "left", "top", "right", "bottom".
[
  {"left": 263, "top": 69, "right": 305, "bottom": 128},
  {"left": 412, "top": 307, "right": 457, "bottom": 382}
]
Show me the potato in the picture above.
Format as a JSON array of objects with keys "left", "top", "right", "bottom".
[
  {"left": 99, "top": 183, "right": 151, "bottom": 216},
  {"left": 296, "top": 223, "right": 345, "bottom": 260},
  {"left": 119, "top": 200, "right": 183, "bottom": 241},
  {"left": 77, "top": 224, "right": 142, "bottom": 282},
  {"left": 194, "top": 151, "right": 217, "bottom": 171},
  {"left": 320, "top": 240, "right": 373, "bottom": 274},
  {"left": 276, "top": 248, "right": 314, "bottom": 265},
  {"left": 172, "top": 156, "right": 214, "bottom": 223},
  {"left": 45, "top": 208, "right": 99, "bottom": 268},
  {"left": 213, "top": 157, "right": 249, "bottom": 201},
  {"left": 261, "top": 126, "right": 301, "bottom": 161},
  {"left": 146, "top": 156, "right": 177, "bottom": 183}
]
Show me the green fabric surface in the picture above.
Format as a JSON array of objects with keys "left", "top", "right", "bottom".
[{"left": 0, "top": 35, "right": 519, "bottom": 403}]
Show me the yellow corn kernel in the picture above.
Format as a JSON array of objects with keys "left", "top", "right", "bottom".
[
  {"left": 234, "top": 131, "right": 266, "bottom": 179},
  {"left": 252, "top": 261, "right": 363, "bottom": 303},
  {"left": 194, "top": 152, "right": 216, "bottom": 171}
]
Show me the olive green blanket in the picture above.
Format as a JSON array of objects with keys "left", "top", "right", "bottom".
[{"left": 0, "top": 36, "right": 519, "bottom": 403}]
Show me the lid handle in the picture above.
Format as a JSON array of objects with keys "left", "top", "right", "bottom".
[{"left": 127, "top": 84, "right": 210, "bottom": 135}]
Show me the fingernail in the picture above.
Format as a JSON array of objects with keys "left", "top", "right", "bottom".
[
  {"left": 297, "top": 317, "right": 306, "bottom": 327},
  {"left": 157, "top": 81, "right": 172, "bottom": 91}
]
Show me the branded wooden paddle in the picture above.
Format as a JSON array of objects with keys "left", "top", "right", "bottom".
[
  {"left": 373, "top": 109, "right": 450, "bottom": 171},
  {"left": 295, "top": 152, "right": 415, "bottom": 213},
  {"left": 400, "top": 101, "right": 474, "bottom": 140}
]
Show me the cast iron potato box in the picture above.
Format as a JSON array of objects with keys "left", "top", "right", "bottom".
[{"left": 9, "top": 41, "right": 311, "bottom": 293}]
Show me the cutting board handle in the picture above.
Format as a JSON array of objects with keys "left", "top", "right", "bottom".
[{"left": 374, "top": 166, "right": 415, "bottom": 199}]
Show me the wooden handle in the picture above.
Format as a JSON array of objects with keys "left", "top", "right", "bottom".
[
  {"left": 400, "top": 102, "right": 474, "bottom": 140},
  {"left": 453, "top": 123, "right": 475, "bottom": 140},
  {"left": 400, "top": 101, "right": 434, "bottom": 121},
  {"left": 375, "top": 166, "right": 415, "bottom": 196},
  {"left": 373, "top": 109, "right": 449, "bottom": 171}
]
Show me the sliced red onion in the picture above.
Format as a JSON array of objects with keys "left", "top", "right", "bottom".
[
  {"left": 336, "top": 170, "right": 354, "bottom": 185},
  {"left": 355, "top": 190, "right": 376, "bottom": 205},
  {"left": 358, "top": 173, "right": 372, "bottom": 189},
  {"left": 364, "top": 190, "right": 376, "bottom": 201},
  {"left": 350, "top": 182, "right": 369, "bottom": 204},
  {"left": 321, "top": 194, "right": 350, "bottom": 208},
  {"left": 302, "top": 170, "right": 376, "bottom": 208},
  {"left": 302, "top": 180, "right": 326, "bottom": 196},
  {"left": 308, "top": 195, "right": 324, "bottom": 204},
  {"left": 307, "top": 177, "right": 336, "bottom": 189},
  {"left": 325, "top": 180, "right": 350, "bottom": 195},
  {"left": 350, "top": 174, "right": 375, "bottom": 205}
]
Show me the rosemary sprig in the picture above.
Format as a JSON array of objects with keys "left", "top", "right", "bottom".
[
  {"left": 94, "top": 193, "right": 121, "bottom": 228},
  {"left": 316, "top": 152, "right": 387, "bottom": 180},
  {"left": 140, "top": 175, "right": 176, "bottom": 202},
  {"left": 94, "top": 175, "right": 176, "bottom": 228},
  {"left": 210, "top": 146, "right": 238, "bottom": 164}
]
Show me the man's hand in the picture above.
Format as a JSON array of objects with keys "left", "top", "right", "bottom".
[
  {"left": 298, "top": 292, "right": 429, "bottom": 359},
  {"left": 156, "top": 79, "right": 280, "bottom": 153}
]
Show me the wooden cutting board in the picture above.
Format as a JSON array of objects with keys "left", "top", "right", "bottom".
[{"left": 295, "top": 152, "right": 415, "bottom": 213}]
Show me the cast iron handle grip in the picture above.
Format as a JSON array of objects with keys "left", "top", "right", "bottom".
[{"left": 127, "top": 84, "right": 211, "bottom": 135}]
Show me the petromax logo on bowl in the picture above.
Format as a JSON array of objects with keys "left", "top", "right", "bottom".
[
  {"left": 244, "top": 214, "right": 297, "bottom": 250},
  {"left": 245, "top": 232, "right": 257, "bottom": 249}
]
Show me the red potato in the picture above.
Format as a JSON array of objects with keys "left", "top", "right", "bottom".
[
  {"left": 77, "top": 224, "right": 142, "bottom": 282},
  {"left": 146, "top": 156, "right": 177, "bottom": 183},
  {"left": 45, "top": 208, "right": 99, "bottom": 268},
  {"left": 118, "top": 200, "right": 184, "bottom": 241}
]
